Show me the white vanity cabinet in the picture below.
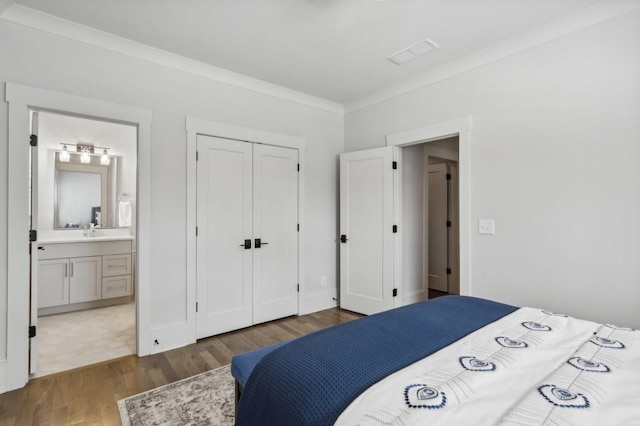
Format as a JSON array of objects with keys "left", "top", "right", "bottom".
[{"left": 38, "top": 239, "right": 133, "bottom": 314}]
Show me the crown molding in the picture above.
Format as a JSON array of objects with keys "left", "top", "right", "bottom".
[
  {"left": 0, "top": 4, "right": 344, "bottom": 114},
  {"left": 345, "top": 0, "right": 640, "bottom": 113},
  {"left": 2, "top": 1, "right": 637, "bottom": 116}
]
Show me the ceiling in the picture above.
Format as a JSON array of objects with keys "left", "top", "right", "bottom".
[{"left": 2, "top": 0, "right": 611, "bottom": 108}]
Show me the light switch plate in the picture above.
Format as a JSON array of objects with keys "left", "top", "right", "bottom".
[{"left": 479, "top": 220, "right": 495, "bottom": 235}]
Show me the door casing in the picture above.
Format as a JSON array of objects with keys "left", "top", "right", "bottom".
[
  {"left": 4, "top": 82, "right": 152, "bottom": 393},
  {"left": 387, "top": 116, "right": 472, "bottom": 301}
]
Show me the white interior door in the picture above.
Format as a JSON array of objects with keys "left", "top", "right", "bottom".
[
  {"left": 340, "top": 146, "right": 396, "bottom": 315},
  {"left": 29, "top": 111, "right": 39, "bottom": 375},
  {"left": 196, "top": 136, "right": 253, "bottom": 338},
  {"left": 428, "top": 163, "right": 449, "bottom": 292},
  {"left": 252, "top": 144, "right": 298, "bottom": 324}
]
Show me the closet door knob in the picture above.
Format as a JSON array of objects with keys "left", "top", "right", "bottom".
[
  {"left": 239, "top": 239, "right": 252, "bottom": 249},
  {"left": 255, "top": 238, "right": 269, "bottom": 248}
]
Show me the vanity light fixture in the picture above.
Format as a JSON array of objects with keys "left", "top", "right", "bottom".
[
  {"left": 80, "top": 147, "right": 91, "bottom": 164},
  {"left": 100, "top": 149, "right": 110, "bottom": 166},
  {"left": 59, "top": 144, "right": 71, "bottom": 162}
]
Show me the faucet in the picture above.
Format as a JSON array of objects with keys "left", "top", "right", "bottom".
[{"left": 83, "top": 224, "right": 89, "bottom": 237}]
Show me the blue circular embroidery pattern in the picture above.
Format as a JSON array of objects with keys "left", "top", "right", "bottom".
[
  {"left": 404, "top": 384, "right": 447, "bottom": 409},
  {"left": 590, "top": 336, "right": 625, "bottom": 349},
  {"left": 567, "top": 357, "right": 610, "bottom": 373},
  {"left": 495, "top": 336, "right": 528, "bottom": 348},
  {"left": 459, "top": 356, "right": 496, "bottom": 372},
  {"left": 538, "top": 384, "right": 590, "bottom": 409},
  {"left": 522, "top": 321, "right": 552, "bottom": 331}
]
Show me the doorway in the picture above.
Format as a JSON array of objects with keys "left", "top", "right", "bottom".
[
  {"left": 5, "top": 82, "right": 152, "bottom": 393},
  {"left": 339, "top": 117, "right": 471, "bottom": 315},
  {"left": 401, "top": 136, "right": 459, "bottom": 305},
  {"left": 30, "top": 110, "right": 138, "bottom": 377}
]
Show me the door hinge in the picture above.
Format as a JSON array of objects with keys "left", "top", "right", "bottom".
[
  {"left": 29, "top": 325, "right": 36, "bottom": 338},
  {"left": 446, "top": 268, "right": 452, "bottom": 275},
  {"left": 195, "top": 227, "right": 198, "bottom": 237},
  {"left": 392, "top": 161, "right": 397, "bottom": 170},
  {"left": 297, "top": 284, "right": 300, "bottom": 292},
  {"left": 30, "top": 134, "right": 38, "bottom": 147},
  {"left": 446, "top": 221, "right": 452, "bottom": 228},
  {"left": 446, "top": 173, "right": 451, "bottom": 181},
  {"left": 196, "top": 151, "right": 199, "bottom": 161},
  {"left": 29, "top": 230, "right": 37, "bottom": 242},
  {"left": 297, "top": 163, "right": 300, "bottom": 172},
  {"left": 392, "top": 225, "right": 398, "bottom": 233},
  {"left": 392, "top": 288, "right": 398, "bottom": 297},
  {"left": 297, "top": 223, "right": 300, "bottom": 232},
  {"left": 196, "top": 302, "right": 198, "bottom": 312}
]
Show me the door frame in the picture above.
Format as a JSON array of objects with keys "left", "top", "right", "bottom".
[
  {"left": 386, "top": 116, "right": 472, "bottom": 299},
  {"left": 185, "top": 117, "right": 305, "bottom": 341},
  {"left": 4, "top": 82, "right": 152, "bottom": 393}
]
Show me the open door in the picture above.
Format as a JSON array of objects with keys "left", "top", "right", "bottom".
[
  {"left": 29, "top": 111, "right": 39, "bottom": 375},
  {"left": 339, "top": 146, "right": 397, "bottom": 315}
]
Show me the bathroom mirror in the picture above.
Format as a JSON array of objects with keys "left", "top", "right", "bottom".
[{"left": 54, "top": 155, "right": 118, "bottom": 229}]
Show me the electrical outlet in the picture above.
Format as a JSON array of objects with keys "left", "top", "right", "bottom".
[
  {"left": 478, "top": 220, "right": 495, "bottom": 235},
  {"left": 320, "top": 275, "right": 327, "bottom": 287}
]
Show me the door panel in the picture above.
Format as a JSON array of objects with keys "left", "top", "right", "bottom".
[
  {"left": 196, "top": 136, "right": 253, "bottom": 338},
  {"left": 340, "top": 146, "right": 396, "bottom": 315},
  {"left": 428, "top": 163, "right": 449, "bottom": 292},
  {"left": 38, "top": 259, "right": 69, "bottom": 308},
  {"left": 69, "top": 256, "right": 102, "bottom": 303},
  {"left": 252, "top": 144, "right": 298, "bottom": 324}
]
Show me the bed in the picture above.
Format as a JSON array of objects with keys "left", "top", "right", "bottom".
[{"left": 231, "top": 296, "right": 639, "bottom": 425}]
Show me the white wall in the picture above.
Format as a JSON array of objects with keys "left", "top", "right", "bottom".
[
  {"left": 346, "top": 11, "right": 640, "bottom": 328},
  {"left": 0, "top": 19, "right": 343, "bottom": 360}
]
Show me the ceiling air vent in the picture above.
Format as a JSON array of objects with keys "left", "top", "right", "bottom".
[{"left": 387, "top": 39, "right": 439, "bottom": 65}]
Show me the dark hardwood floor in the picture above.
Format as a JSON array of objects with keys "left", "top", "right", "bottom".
[{"left": 0, "top": 307, "right": 361, "bottom": 425}]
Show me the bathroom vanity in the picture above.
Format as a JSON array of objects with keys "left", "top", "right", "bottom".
[{"left": 37, "top": 237, "right": 134, "bottom": 316}]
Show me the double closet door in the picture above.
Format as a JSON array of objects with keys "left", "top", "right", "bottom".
[{"left": 196, "top": 135, "right": 299, "bottom": 338}]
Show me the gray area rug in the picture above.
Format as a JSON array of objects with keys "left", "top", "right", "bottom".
[{"left": 118, "top": 364, "right": 235, "bottom": 425}]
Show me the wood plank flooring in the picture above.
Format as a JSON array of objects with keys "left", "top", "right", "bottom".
[{"left": 0, "top": 307, "right": 361, "bottom": 425}]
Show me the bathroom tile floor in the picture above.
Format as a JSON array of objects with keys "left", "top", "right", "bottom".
[{"left": 33, "top": 302, "right": 136, "bottom": 377}]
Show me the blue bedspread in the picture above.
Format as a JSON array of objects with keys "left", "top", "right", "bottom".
[{"left": 235, "top": 296, "right": 517, "bottom": 425}]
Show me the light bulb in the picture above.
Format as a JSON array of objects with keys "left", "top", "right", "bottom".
[
  {"left": 100, "top": 149, "right": 110, "bottom": 166},
  {"left": 80, "top": 149, "right": 91, "bottom": 164},
  {"left": 59, "top": 146, "right": 70, "bottom": 162}
]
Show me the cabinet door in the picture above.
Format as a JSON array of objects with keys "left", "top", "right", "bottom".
[
  {"left": 38, "top": 259, "right": 70, "bottom": 308},
  {"left": 69, "top": 256, "right": 102, "bottom": 303}
]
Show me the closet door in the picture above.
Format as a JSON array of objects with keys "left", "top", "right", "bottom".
[
  {"left": 340, "top": 146, "right": 396, "bottom": 315},
  {"left": 252, "top": 144, "right": 298, "bottom": 324},
  {"left": 196, "top": 136, "right": 253, "bottom": 338}
]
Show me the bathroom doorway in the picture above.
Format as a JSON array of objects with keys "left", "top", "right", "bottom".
[{"left": 30, "top": 110, "right": 138, "bottom": 377}]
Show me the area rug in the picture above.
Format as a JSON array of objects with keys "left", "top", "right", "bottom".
[{"left": 118, "top": 364, "right": 235, "bottom": 425}]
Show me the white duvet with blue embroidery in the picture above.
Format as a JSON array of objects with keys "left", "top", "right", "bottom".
[{"left": 335, "top": 307, "right": 639, "bottom": 425}]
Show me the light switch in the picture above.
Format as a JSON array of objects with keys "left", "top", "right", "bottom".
[{"left": 478, "top": 220, "right": 495, "bottom": 235}]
